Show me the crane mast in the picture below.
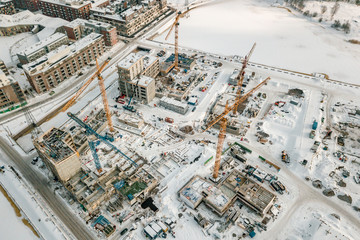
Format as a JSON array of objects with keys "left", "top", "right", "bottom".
[
  {"left": 233, "top": 43, "right": 256, "bottom": 114},
  {"left": 203, "top": 77, "right": 270, "bottom": 179}
]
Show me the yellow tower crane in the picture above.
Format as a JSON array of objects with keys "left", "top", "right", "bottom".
[
  {"left": 202, "top": 77, "right": 270, "bottom": 179},
  {"left": 165, "top": 7, "right": 197, "bottom": 71},
  {"left": 233, "top": 43, "right": 256, "bottom": 115},
  {"left": 61, "top": 57, "right": 114, "bottom": 132}
]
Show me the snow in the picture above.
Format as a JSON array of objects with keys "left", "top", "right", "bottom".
[{"left": 156, "top": 0, "right": 360, "bottom": 84}]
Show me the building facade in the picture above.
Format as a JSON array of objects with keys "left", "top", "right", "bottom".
[
  {"left": 13, "top": 0, "right": 40, "bottom": 11},
  {"left": 64, "top": 18, "right": 117, "bottom": 46},
  {"left": 0, "top": 60, "right": 9, "bottom": 75},
  {"left": 91, "top": 0, "right": 168, "bottom": 37},
  {"left": 117, "top": 52, "right": 159, "bottom": 103},
  {"left": 34, "top": 128, "right": 81, "bottom": 182},
  {"left": 0, "top": 70, "right": 25, "bottom": 109},
  {"left": 39, "top": 0, "right": 92, "bottom": 21},
  {"left": 0, "top": 0, "right": 16, "bottom": 15},
  {"left": 23, "top": 33, "right": 105, "bottom": 93},
  {"left": 17, "top": 32, "right": 69, "bottom": 64}
]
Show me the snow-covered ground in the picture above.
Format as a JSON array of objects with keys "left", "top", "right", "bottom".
[{"left": 156, "top": 0, "right": 360, "bottom": 84}]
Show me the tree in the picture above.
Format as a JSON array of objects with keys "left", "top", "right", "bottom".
[
  {"left": 321, "top": 5, "right": 327, "bottom": 15},
  {"left": 331, "top": 2, "right": 340, "bottom": 20}
]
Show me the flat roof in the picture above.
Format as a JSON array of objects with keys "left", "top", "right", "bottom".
[
  {"left": 129, "top": 75, "right": 154, "bottom": 87},
  {"left": 40, "top": 0, "right": 91, "bottom": 9},
  {"left": 160, "top": 97, "right": 188, "bottom": 109},
  {"left": 23, "top": 33, "right": 103, "bottom": 74},
  {"left": 117, "top": 52, "right": 144, "bottom": 70},
  {"left": 17, "top": 32, "right": 68, "bottom": 56}
]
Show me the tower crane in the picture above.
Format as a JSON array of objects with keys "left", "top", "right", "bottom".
[
  {"left": 67, "top": 112, "right": 137, "bottom": 174},
  {"left": 165, "top": 7, "right": 197, "bottom": 71},
  {"left": 202, "top": 77, "right": 270, "bottom": 179},
  {"left": 233, "top": 43, "right": 256, "bottom": 115},
  {"left": 62, "top": 57, "right": 114, "bottom": 132}
]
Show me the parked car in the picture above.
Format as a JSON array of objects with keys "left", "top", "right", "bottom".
[{"left": 120, "top": 228, "right": 128, "bottom": 236}]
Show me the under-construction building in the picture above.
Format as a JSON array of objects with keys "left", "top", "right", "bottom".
[
  {"left": 117, "top": 52, "right": 159, "bottom": 103},
  {"left": 34, "top": 128, "right": 81, "bottom": 182}
]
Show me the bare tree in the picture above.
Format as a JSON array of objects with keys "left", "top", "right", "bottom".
[
  {"left": 321, "top": 5, "right": 327, "bottom": 15},
  {"left": 331, "top": 2, "right": 340, "bottom": 20}
]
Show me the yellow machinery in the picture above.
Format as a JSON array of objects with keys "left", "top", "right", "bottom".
[{"left": 62, "top": 57, "right": 114, "bottom": 132}]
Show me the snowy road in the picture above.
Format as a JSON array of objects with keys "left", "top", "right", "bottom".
[{"left": 0, "top": 137, "right": 95, "bottom": 240}]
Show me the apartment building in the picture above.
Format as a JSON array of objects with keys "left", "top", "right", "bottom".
[
  {"left": 39, "top": 0, "right": 92, "bottom": 21},
  {"left": 0, "top": 70, "right": 25, "bottom": 109},
  {"left": 23, "top": 33, "right": 105, "bottom": 93},
  {"left": 0, "top": 59, "right": 9, "bottom": 75},
  {"left": 0, "top": 10, "right": 68, "bottom": 37},
  {"left": 34, "top": 128, "right": 81, "bottom": 182},
  {"left": 64, "top": 18, "right": 117, "bottom": 46},
  {"left": 117, "top": 52, "right": 159, "bottom": 103},
  {"left": 91, "top": 0, "right": 168, "bottom": 37},
  {"left": 13, "top": 0, "right": 40, "bottom": 11},
  {"left": 17, "top": 33, "right": 69, "bottom": 64},
  {"left": 0, "top": 0, "right": 16, "bottom": 15}
]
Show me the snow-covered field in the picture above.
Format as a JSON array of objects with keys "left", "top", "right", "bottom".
[{"left": 156, "top": 0, "right": 360, "bottom": 84}]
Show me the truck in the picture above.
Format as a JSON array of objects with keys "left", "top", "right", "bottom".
[
  {"left": 165, "top": 117, "right": 174, "bottom": 123},
  {"left": 281, "top": 150, "right": 290, "bottom": 163},
  {"left": 310, "top": 141, "right": 320, "bottom": 152},
  {"left": 312, "top": 120, "right": 318, "bottom": 130},
  {"left": 309, "top": 130, "right": 315, "bottom": 139}
]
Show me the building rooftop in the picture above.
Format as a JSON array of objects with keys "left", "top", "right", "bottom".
[
  {"left": 143, "top": 55, "right": 158, "bottom": 69},
  {"left": 65, "top": 18, "right": 114, "bottom": 31},
  {"left": 160, "top": 96, "right": 188, "bottom": 109},
  {"left": 17, "top": 32, "right": 68, "bottom": 56},
  {"left": 117, "top": 52, "right": 144, "bottom": 70},
  {"left": 23, "top": 33, "right": 103, "bottom": 74},
  {"left": 129, "top": 75, "right": 154, "bottom": 87},
  {"left": 0, "top": 10, "right": 69, "bottom": 40},
  {"left": 40, "top": 0, "right": 91, "bottom": 9}
]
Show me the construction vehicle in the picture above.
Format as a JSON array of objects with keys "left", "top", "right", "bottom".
[
  {"left": 312, "top": 120, "right": 318, "bottom": 130},
  {"left": 274, "top": 101, "right": 286, "bottom": 108},
  {"left": 202, "top": 77, "right": 270, "bottom": 179},
  {"left": 62, "top": 57, "right": 114, "bottom": 132},
  {"left": 233, "top": 43, "right": 256, "bottom": 115},
  {"left": 67, "top": 112, "right": 137, "bottom": 173},
  {"left": 281, "top": 150, "right": 290, "bottom": 163},
  {"left": 165, "top": 7, "right": 197, "bottom": 71}
]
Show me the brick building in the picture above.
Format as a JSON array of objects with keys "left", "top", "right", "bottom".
[
  {"left": 17, "top": 32, "right": 69, "bottom": 64},
  {"left": 23, "top": 33, "right": 105, "bottom": 93},
  {"left": 13, "top": 0, "right": 40, "bottom": 11},
  {"left": 64, "top": 18, "right": 117, "bottom": 46},
  {"left": 0, "top": 0, "right": 16, "bottom": 15},
  {"left": 0, "top": 70, "right": 25, "bottom": 109},
  {"left": 91, "top": 0, "right": 168, "bottom": 37},
  {"left": 0, "top": 59, "right": 9, "bottom": 75},
  {"left": 39, "top": 0, "right": 92, "bottom": 21}
]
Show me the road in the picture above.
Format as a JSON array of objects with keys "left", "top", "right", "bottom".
[{"left": 0, "top": 137, "right": 95, "bottom": 240}]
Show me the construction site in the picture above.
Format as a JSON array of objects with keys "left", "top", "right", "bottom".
[{"left": 1, "top": 1, "right": 360, "bottom": 240}]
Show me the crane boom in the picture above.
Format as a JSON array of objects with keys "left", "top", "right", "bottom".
[
  {"left": 62, "top": 58, "right": 111, "bottom": 112},
  {"left": 202, "top": 77, "right": 270, "bottom": 132},
  {"left": 233, "top": 43, "right": 256, "bottom": 114},
  {"left": 67, "top": 112, "right": 138, "bottom": 172}
]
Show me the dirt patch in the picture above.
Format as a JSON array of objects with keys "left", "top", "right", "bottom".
[
  {"left": 348, "top": 39, "right": 360, "bottom": 45},
  {"left": 22, "top": 218, "right": 40, "bottom": 238},
  {"left": 322, "top": 188, "right": 335, "bottom": 197},
  {"left": 1, "top": 184, "right": 40, "bottom": 238},
  {"left": 337, "top": 180, "right": 346, "bottom": 187},
  {"left": 312, "top": 180, "right": 323, "bottom": 189},
  {"left": 277, "top": 6, "right": 293, "bottom": 13},
  {"left": 0, "top": 184, "right": 21, "bottom": 217},
  {"left": 337, "top": 194, "right": 352, "bottom": 204}
]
